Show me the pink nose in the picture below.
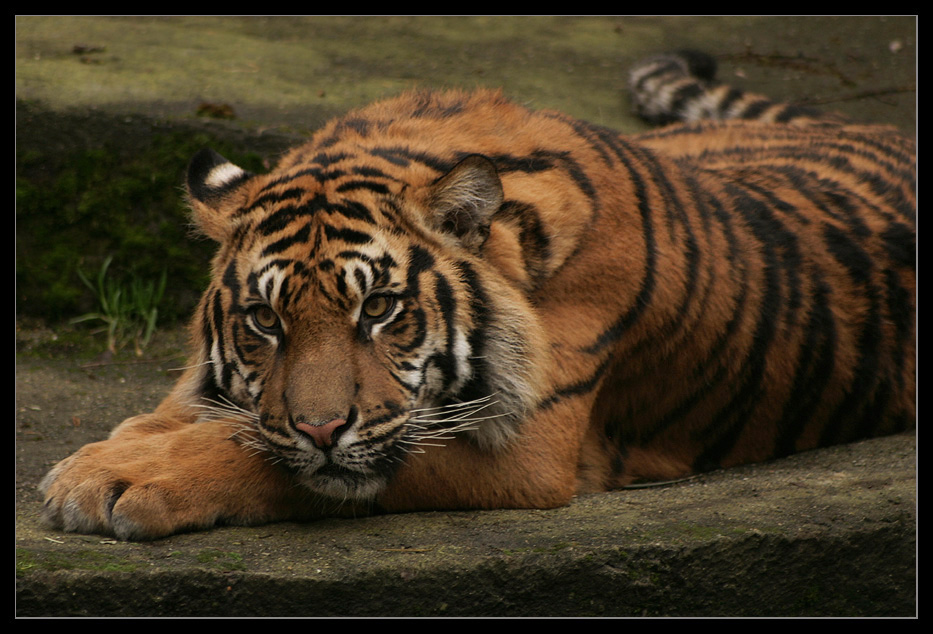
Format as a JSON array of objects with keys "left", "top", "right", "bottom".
[{"left": 296, "top": 417, "right": 347, "bottom": 448}]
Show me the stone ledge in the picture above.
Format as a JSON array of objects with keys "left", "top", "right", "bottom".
[{"left": 16, "top": 432, "right": 916, "bottom": 617}]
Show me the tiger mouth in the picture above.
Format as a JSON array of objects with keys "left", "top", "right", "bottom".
[{"left": 305, "top": 462, "right": 388, "bottom": 500}]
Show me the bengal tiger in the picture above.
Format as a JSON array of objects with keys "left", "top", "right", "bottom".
[{"left": 39, "top": 50, "right": 915, "bottom": 540}]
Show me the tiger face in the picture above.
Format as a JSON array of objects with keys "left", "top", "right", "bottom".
[{"left": 185, "top": 149, "right": 545, "bottom": 500}]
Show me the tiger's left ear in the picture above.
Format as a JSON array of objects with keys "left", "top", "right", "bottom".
[
  {"left": 186, "top": 148, "right": 254, "bottom": 242},
  {"left": 425, "top": 154, "right": 503, "bottom": 252}
]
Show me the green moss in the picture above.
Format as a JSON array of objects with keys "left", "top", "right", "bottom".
[
  {"left": 194, "top": 549, "right": 246, "bottom": 571},
  {"left": 16, "top": 547, "right": 141, "bottom": 576},
  {"left": 16, "top": 105, "right": 273, "bottom": 326}
]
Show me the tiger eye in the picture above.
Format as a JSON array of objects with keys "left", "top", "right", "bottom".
[
  {"left": 252, "top": 305, "right": 280, "bottom": 331},
  {"left": 362, "top": 295, "right": 393, "bottom": 319}
]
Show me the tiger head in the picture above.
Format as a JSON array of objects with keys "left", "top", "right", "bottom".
[{"left": 181, "top": 147, "right": 546, "bottom": 501}]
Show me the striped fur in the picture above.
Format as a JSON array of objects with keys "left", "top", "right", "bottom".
[
  {"left": 39, "top": 51, "right": 915, "bottom": 538},
  {"left": 183, "top": 53, "right": 914, "bottom": 496}
]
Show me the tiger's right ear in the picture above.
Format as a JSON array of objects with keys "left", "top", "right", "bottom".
[
  {"left": 423, "top": 154, "right": 503, "bottom": 253},
  {"left": 186, "top": 148, "right": 254, "bottom": 242}
]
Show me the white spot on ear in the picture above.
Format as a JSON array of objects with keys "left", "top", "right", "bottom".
[{"left": 205, "top": 162, "right": 246, "bottom": 189}]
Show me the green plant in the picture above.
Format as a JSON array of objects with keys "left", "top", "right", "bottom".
[{"left": 72, "top": 255, "right": 168, "bottom": 355}]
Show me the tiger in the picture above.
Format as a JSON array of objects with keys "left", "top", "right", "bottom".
[{"left": 39, "top": 50, "right": 915, "bottom": 540}]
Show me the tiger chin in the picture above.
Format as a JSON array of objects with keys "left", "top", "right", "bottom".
[{"left": 39, "top": 51, "right": 915, "bottom": 540}]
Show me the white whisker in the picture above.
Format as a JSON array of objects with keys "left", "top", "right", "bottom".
[
  {"left": 193, "top": 396, "right": 260, "bottom": 425},
  {"left": 167, "top": 360, "right": 213, "bottom": 372},
  {"left": 403, "top": 394, "right": 512, "bottom": 450},
  {"left": 190, "top": 396, "right": 272, "bottom": 456}
]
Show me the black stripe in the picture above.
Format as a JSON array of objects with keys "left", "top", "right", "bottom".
[
  {"left": 492, "top": 200, "right": 552, "bottom": 286},
  {"left": 222, "top": 259, "right": 241, "bottom": 301},
  {"left": 819, "top": 222, "right": 886, "bottom": 443},
  {"left": 262, "top": 222, "right": 311, "bottom": 256},
  {"left": 197, "top": 291, "right": 224, "bottom": 402},
  {"left": 324, "top": 224, "right": 372, "bottom": 245},
  {"left": 334, "top": 268, "right": 348, "bottom": 300},
  {"left": 327, "top": 117, "right": 374, "bottom": 141},
  {"left": 352, "top": 267, "right": 370, "bottom": 295},
  {"left": 739, "top": 99, "right": 773, "bottom": 119},
  {"left": 335, "top": 180, "right": 391, "bottom": 196},
  {"left": 669, "top": 82, "right": 705, "bottom": 116},
  {"left": 883, "top": 267, "right": 913, "bottom": 397},
  {"left": 326, "top": 200, "right": 376, "bottom": 223},
  {"left": 254, "top": 168, "right": 330, "bottom": 194},
  {"left": 449, "top": 260, "right": 493, "bottom": 406},
  {"left": 308, "top": 151, "right": 353, "bottom": 167},
  {"left": 583, "top": 138, "right": 657, "bottom": 353},
  {"left": 618, "top": 180, "right": 748, "bottom": 447},
  {"left": 208, "top": 289, "right": 236, "bottom": 393},
  {"left": 881, "top": 222, "right": 916, "bottom": 270},
  {"left": 690, "top": 185, "right": 793, "bottom": 471},
  {"left": 538, "top": 357, "right": 612, "bottom": 412},
  {"left": 771, "top": 274, "right": 837, "bottom": 458},
  {"left": 425, "top": 271, "right": 461, "bottom": 394},
  {"left": 489, "top": 153, "right": 557, "bottom": 174},
  {"left": 823, "top": 222, "right": 873, "bottom": 284},
  {"left": 380, "top": 244, "right": 434, "bottom": 352},
  {"left": 370, "top": 146, "right": 452, "bottom": 173},
  {"left": 548, "top": 115, "right": 616, "bottom": 167},
  {"left": 496, "top": 150, "right": 598, "bottom": 204},
  {"left": 352, "top": 165, "right": 394, "bottom": 179},
  {"left": 716, "top": 87, "right": 744, "bottom": 118},
  {"left": 255, "top": 201, "right": 315, "bottom": 237},
  {"left": 245, "top": 188, "right": 306, "bottom": 216},
  {"left": 632, "top": 58, "right": 683, "bottom": 92}
]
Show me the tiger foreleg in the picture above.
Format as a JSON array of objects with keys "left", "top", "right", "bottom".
[
  {"left": 38, "top": 415, "right": 315, "bottom": 541},
  {"left": 377, "top": 395, "right": 596, "bottom": 512},
  {"left": 39, "top": 390, "right": 597, "bottom": 538}
]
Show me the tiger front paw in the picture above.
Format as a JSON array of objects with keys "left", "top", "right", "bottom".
[{"left": 38, "top": 420, "right": 305, "bottom": 540}]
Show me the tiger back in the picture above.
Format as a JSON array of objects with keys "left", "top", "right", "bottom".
[
  {"left": 184, "top": 54, "right": 915, "bottom": 491},
  {"left": 39, "top": 51, "right": 915, "bottom": 539}
]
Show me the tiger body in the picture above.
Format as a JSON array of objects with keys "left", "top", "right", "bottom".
[{"left": 40, "top": 52, "right": 915, "bottom": 539}]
